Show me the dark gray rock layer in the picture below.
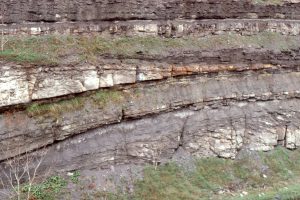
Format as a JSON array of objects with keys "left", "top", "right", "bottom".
[
  {"left": 2, "top": 0, "right": 300, "bottom": 24},
  {"left": 38, "top": 97, "right": 300, "bottom": 173}
]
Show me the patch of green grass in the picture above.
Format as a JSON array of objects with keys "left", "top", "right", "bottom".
[
  {"left": 0, "top": 49, "right": 49, "bottom": 64},
  {"left": 22, "top": 176, "right": 67, "bottom": 200},
  {"left": 17, "top": 148, "right": 300, "bottom": 200},
  {"left": 107, "top": 147, "right": 300, "bottom": 200},
  {"left": 26, "top": 90, "right": 124, "bottom": 117},
  {"left": 133, "top": 163, "right": 203, "bottom": 200},
  {"left": 92, "top": 90, "right": 124, "bottom": 107},
  {"left": 259, "top": 148, "right": 298, "bottom": 179},
  {"left": 227, "top": 184, "right": 300, "bottom": 200},
  {"left": 0, "top": 35, "right": 65, "bottom": 64},
  {"left": 1, "top": 32, "right": 300, "bottom": 65},
  {"left": 26, "top": 97, "right": 84, "bottom": 117},
  {"left": 70, "top": 171, "right": 81, "bottom": 184}
]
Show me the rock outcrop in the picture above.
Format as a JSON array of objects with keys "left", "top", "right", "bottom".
[
  {"left": 1, "top": 0, "right": 300, "bottom": 177},
  {"left": 2, "top": 0, "right": 300, "bottom": 24}
]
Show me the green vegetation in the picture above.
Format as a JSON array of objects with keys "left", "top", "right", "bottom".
[
  {"left": 92, "top": 90, "right": 124, "bottom": 108},
  {"left": 90, "top": 147, "right": 300, "bottom": 200},
  {"left": 70, "top": 171, "right": 81, "bottom": 184},
  {"left": 228, "top": 184, "right": 300, "bottom": 200},
  {"left": 26, "top": 90, "right": 124, "bottom": 117},
  {"left": 14, "top": 148, "right": 300, "bottom": 200},
  {"left": 26, "top": 97, "right": 85, "bottom": 118},
  {"left": 0, "top": 49, "right": 48, "bottom": 64},
  {"left": 0, "top": 36, "right": 63, "bottom": 64},
  {"left": 22, "top": 176, "right": 67, "bottom": 200},
  {"left": 1, "top": 32, "right": 299, "bottom": 65},
  {"left": 20, "top": 172, "right": 81, "bottom": 200}
]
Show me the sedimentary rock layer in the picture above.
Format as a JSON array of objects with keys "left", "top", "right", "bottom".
[
  {"left": 2, "top": 0, "right": 300, "bottom": 24},
  {"left": 1, "top": 68, "right": 300, "bottom": 162},
  {"left": 2, "top": 19, "right": 300, "bottom": 37},
  {"left": 1, "top": 0, "right": 300, "bottom": 179},
  {"left": 11, "top": 96, "right": 300, "bottom": 174},
  {"left": 1, "top": 47, "right": 300, "bottom": 108}
]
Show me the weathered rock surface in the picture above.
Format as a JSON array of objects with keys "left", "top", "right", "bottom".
[
  {"left": 2, "top": 19, "right": 300, "bottom": 37},
  {"left": 32, "top": 98, "right": 300, "bottom": 173},
  {"left": 1, "top": 69, "right": 300, "bottom": 161},
  {"left": 2, "top": 0, "right": 300, "bottom": 24},
  {"left": 1, "top": 0, "right": 300, "bottom": 182},
  {"left": 1, "top": 47, "right": 300, "bottom": 108}
]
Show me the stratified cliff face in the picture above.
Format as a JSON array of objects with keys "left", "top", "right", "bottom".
[{"left": 1, "top": 0, "right": 300, "bottom": 175}]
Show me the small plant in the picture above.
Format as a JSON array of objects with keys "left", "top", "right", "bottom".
[
  {"left": 0, "top": 155, "right": 45, "bottom": 200},
  {"left": 70, "top": 171, "right": 81, "bottom": 184},
  {"left": 22, "top": 175, "right": 67, "bottom": 200}
]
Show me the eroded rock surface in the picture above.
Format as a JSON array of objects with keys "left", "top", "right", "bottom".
[
  {"left": 1, "top": 0, "right": 300, "bottom": 180},
  {"left": 1, "top": 69, "right": 300, "bottom": 161},
  {"left": 32, "top": 98, "right": 300, "bottom": 173},
  {"left": 2, "top": 0, "right": 300, "bottom": 24},
  {"left": 1, "top": 47, "right": 300, "bottom": 108},
  {"left": 2, "top": 19, "right": 300, "bottom": 37}
]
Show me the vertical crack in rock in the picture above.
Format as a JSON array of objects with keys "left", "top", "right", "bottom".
[
  {"left": 284, "top": 124, "right": 288, "bottom": 147},
  {"left": 174, "top": 115, "right": 189, "bottom": 154}
]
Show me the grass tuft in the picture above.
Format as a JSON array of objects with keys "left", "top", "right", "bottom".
[
  {"left": 92, "top": 90, "right": 124, "bottom": 107},
  {"left": 26, "top": 90, "right": 124, "bottom": 117},
  {"left": 26, "top": 97, "right": 84, "bottom": 118}
]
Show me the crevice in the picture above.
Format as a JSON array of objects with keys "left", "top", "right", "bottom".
[
  {"left": 173, "top": 115, "right": 190, "bottom": 157},
  {"left": 284, "top": 124, "right": 288, "bottom": 147},
  {"left": 121, "top": 108, "right": 126, "bottom": 122}
]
